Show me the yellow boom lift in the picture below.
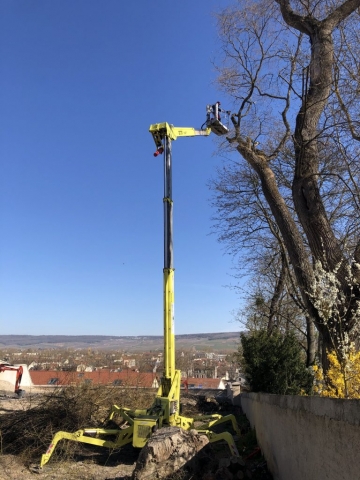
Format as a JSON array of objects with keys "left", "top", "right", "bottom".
[{"left": 39, "top": 107, "right": 239, "bottom": 469}]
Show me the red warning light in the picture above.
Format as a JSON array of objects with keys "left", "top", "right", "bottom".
[{"left": 153, "top": 147, "right": 164, "bottom": 157}]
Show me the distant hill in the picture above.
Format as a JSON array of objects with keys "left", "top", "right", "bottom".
[{"left": 0, "top": 332, "right": 240, "bottom": 352}]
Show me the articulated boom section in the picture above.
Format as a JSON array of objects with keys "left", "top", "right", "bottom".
[
  {"left": 150, "top": 122, "right": 211, "bottom": 146},
  {"left": 150, "top": 122, "right": 211, "bottom": 156},
  {"left": 39, "top": 114, "right": 240, "bottom": 470}
]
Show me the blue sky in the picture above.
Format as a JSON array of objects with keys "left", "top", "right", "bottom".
[{"left": 0, "top": 0, "right": 241, "bottom": 336}]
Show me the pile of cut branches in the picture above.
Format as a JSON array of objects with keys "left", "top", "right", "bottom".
[{"left": 0, "top": 385, "right": 155, "bottom": 464}]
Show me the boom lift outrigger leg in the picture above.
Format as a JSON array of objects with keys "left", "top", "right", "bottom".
[{"left": 39, "top": 115, "right": 239, "bottom": 470}]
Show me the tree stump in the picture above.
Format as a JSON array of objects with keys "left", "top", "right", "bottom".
[{"left": 132, "top": 426, "right": 209, "bottom": 479}]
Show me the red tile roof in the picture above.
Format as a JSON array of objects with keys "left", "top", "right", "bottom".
[{"left": 30, "top": 370, "right": 159, "bottom": 388}]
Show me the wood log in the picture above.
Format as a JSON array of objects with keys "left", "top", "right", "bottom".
[{"left": 132, "top": 426, "right": 209, "bottom": 480}]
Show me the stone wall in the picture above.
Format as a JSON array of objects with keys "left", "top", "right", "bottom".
[{"left": 241, "top": 392, "right": 360, "bottom": 480}]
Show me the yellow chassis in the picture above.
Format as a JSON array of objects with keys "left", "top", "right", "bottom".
[{"left": 40, "top": 370, "right": 240, "bottom": 468}]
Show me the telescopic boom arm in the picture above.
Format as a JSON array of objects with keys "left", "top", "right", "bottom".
[{"left": 149, "top": 121, "right": 211, "bottom": 392}]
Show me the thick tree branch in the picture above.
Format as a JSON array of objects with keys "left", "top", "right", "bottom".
[
  {"left": 274, "top": 0, "right": 315, "bottom": 35},
  {"left": 325, "top": 0, "right": 360, "bottom": 30}
]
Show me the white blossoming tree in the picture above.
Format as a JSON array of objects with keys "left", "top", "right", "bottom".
[{"left": 212, "top": 0, "right": 360, "bottom": 372}]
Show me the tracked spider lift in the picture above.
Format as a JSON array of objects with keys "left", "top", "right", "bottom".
[{"left": 39, "top": 109, "right": 239, "bottom": 469}]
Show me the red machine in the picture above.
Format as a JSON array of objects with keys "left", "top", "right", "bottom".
[{"left": 0, "top": 362, "right": 24, "bottom": 396}]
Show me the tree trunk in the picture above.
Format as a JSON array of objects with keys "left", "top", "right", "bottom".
[
  {"left": 267, "top": 253, "right": 286, "bottom": 334},
  {"left": 306, "top": 316, "right": 317, "bottom": 367}
]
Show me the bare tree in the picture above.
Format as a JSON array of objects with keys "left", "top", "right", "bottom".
[
  {"left": 211, "top": 148, "right": 317, "bottom": 364},
  {"left": 212, "top": 0, "right": 360, "bottom": 370},
  {"left": 234, "top": 245, "right": 317, "bottom": 365}
]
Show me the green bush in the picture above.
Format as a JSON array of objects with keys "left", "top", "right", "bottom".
[{"left": 241, "top": 330, "right": 313, "bottom": 395}]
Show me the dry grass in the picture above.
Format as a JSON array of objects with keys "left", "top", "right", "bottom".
[{"left": 0, "top": 385, "right": 155, "bottom": 465}]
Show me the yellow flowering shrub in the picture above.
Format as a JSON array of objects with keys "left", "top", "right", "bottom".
[{"left": 313, "top": 348, "right": 360, "bottom": 399}]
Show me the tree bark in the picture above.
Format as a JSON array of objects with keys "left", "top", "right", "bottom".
[
  {"left": 306, "top": 315, "right": 317, "bottom": 367},
  {"left": 267, "top": 252, "right": 286, "bottom": 333}
]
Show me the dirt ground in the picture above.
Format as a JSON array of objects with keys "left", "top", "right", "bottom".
[{"left": 0, "top": 455, "right": 135, "bottom": 480}]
